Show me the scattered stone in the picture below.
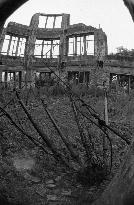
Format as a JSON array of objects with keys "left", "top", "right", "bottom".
[
  {"left": 24, "top": 172, "right": 41, "bottom": 183},
  {"left": 46, "top": 179, "right": 54, "bottom": 184},
  {"left": 61, "top": 190, "right": 72, "bottom": 196},
  {"left": 46, "top": 179, "right": 56, "bottom": 188},
  {"left": 47, "top": 194, "right": 57, "bottom": 201},
  {"left": 46, "top": 183, "right": 56, "bottom": 188},
  {"left": 55, "top": 176, "right": 62, "bottom": 182}
]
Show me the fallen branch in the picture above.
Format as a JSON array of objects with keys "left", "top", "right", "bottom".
[
  {"left": 70, "top": 95, "right": 92, "bottom": 161},
  {"left": 75, "top": 103, "right": 113, "bottom": 172},
  {"left": 41, "top": 99, "right": 82, "bottom": 166},
  {"left": 16, "top": 91, "right": 73, "bottom": 169},
  {"left": 0, "top": 105, "right": 50, "bottom": 155}
]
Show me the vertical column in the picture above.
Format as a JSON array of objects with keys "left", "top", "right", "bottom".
[
  {"left": 75, "top": 37, "right": 77, "bottom": 56},
  {"left": 15, "top": 37, "right": 20, "bottom": 56},
  {"left": 116, "top": 75, "right": 120, "bottom": 92},
  {"left": 85, "top": 72, "right": 90, "bottom": 86},
  {"left": 94, "top": 30, "right": 108, "bottom": 60},
  {"left": 41, "top": 40, "right": 44, "bottom": 58},
  {"left": 53, "top": 16, "right": 56, "bottom": 28},
  {"left": 25, "top": 13, "right": 39, "bottom": 85},
  {"left": 21, "top": 71, "right": 25, "bottom": 87},
  {"left": 94, "top": 31, "right": 98, "bottom": 58},
  {"left": 13, "top": 72, "right": 16, "bottom": 89},
  {"left": 59, "top": 14, "right": 70, "bottom": 61},
  {"left": 7, "top": 35, "right": 12, "bottom": 55},
  {"left": 0, "top": 21, "right": 5, "bottom": 38},
  {"left": 80, "top": 37, "right": 81, "bottom": 56},
  {"left": 45, "top": 16, "right": 48, "bottom": 28},
  {"left": 103, "top": 87, "right": 108, "bottom": 166},
  {"left": 128, "top": 75, "right": 131, "bottom": 94},
  {"left": 61, "top": 14, "right": 70, "bottom": 29},
  {"left": 84, "top": 36, "right": 87, "bottom": 55},
  {"left": 50, "top": 40, "right": 53, "bottom": 58},
  {"left": 109, "top": 73, "right": 113, "bottom": 91},
  {"left": 4, "top": 71, "right": 8, "bottom": 88},
  {"left": 19, "top": 71, "right": 22, "bottom": 89},
  {"left": 0, "top": 28, "right": 6, "bottom": 53},
  {"left": 0, "top": 71, "right": 2, "bottom": 87}
]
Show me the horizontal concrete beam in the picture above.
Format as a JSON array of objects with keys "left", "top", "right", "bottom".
[{"left": 105, "top": 66, "right": 134, "bottom": 76}]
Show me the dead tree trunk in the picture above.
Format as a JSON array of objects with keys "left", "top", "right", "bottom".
[{"left": 92, "top": 140, "right": 134, "bottom": 205}]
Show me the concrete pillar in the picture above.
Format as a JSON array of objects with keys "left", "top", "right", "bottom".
[
  {"left": 109, "top": 73, "right": 113, "bottom": 91},
  {"left": 128, "top": 75, "right": 131, "bottom": 94},
  {"left": 41, "top": 40, "right": 44, "bottom": 58},
  {"left": 116, "top": 75, "right": 120, "bottom": 91},
  {"left": 94, "top": 29, "right": 108, "bottom": 60},
  {"left": 25, "top": 14, "right": 39, "bottom": 85},
  {"left": 0, "top": 71, "right": 2, "bottom": 84},
  {"left": 7, "top": 35, "right": 12, "bottom": 55},
  {"left": 53, "top": 16, "right": 56, "bottom": 28},
  {"left": 84, "top": 36, "right": 87, "bottom": 55},
  {"left": 0, "top": 28, "right": 6, "bottom": 53},
  {"left": 50, "top": 40, "right": 53, "bottom": 58},
  {"left": 25, "top": 70, "right": 35, "bottom": 87},
  {"left": 25, "top": 15, "right": 39, "bottom": 59},
  {"left": 61, "top": 14, "right": 70, "bottom": 29},
  {"left": 59, "top": 14, "right": 70, "bottom": 61},
  {"left": 83, "top": 72, "right": 86, "bottom": 83},
  {"left": 80, "top": 37, "right": 82, "bottom": 55},
  {"left": 19, "top": 71, "right": 22, "bottom": 89},
  {"left": 13, "top": 72, "right": 16, "bottom": 89},
  {"left": 0, "top": 21, "right": 5, "bottom": 38},
  {"left": 59, "top": 33, "right": 65, "bottom": 61},
  {"left": 45, "top": 16, "right": 48, "bottom": 28},
  {"left": 15, "top": 37, "right": 20, "bottom": 56},
  {"left": 75, "top": 37, "right": 77, "bottom": 56},
  {"left": 4, "top": 71, "right": 8, "bottom": 88}
]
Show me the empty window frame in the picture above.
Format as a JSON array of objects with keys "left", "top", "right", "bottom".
[
  {"left": 68, "top": 71, "right": 90, "bottom": 84},
  {"left": 34, "top": 39, "right": 60, "bottom": 58},
  {"left": 68, "top": 36, "right": 84, "bottom": 56},
  {"left": 38, "top": 15, "right": 62, "bottom": 28},
  {"left": 2, "top": 71, "right": 20, "bottom": 82},
  {"left": 54, "top": 16, "right": 62, "bottom": 28},
  {"left": 68, "top": 37, "right": 75, "bottom": 56},
  {"left": 86, "top": 35, "right": 94, "bottom": 55},
  {"left": 34, "top": 40, "right": 42, "bottom": 58},
  {"left": 1, "top": 35, "right": 26, "bottom": 56},
  {"left": 17, "top": 38, "right": 26, "bottom": 57},
  {"left": 1, "top": 35, "right": 10, "bottom": 55},
  {"left": 77, "top": 36, "right": 84, "bottom": 55},
  {"left": 38, "top": 16, "right": 48, "bottom": 28},
  {"left": 68, "top": 34, "right": 94, "bottom": 56}
]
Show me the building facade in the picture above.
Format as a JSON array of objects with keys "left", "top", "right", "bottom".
[
  {"left": 0, "top": 13, "right": 108, "bottom": 88},
  {"left": 0, "top": 13, "right": 133, "bottom": 91}
]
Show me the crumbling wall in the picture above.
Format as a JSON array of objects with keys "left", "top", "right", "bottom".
[
  {"left": 94, "top": 29, "right": 108, "bottom": 60},
  {"left": 0, "top": 12, "right": 110, "bottom": 88},
  {"left": 7, "top": 22, "right": 29, "bottom": 37}
]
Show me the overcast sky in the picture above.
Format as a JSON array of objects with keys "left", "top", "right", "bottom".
[{"left": 5, "top": 0, "right": 134, "bottom": 54}]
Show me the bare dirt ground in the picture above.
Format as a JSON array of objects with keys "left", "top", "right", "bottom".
[{"left": 0, "top": 89, "right": 132, "bottom": 204}]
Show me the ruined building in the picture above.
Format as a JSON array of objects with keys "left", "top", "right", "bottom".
[{"left": 0, "top": 13, "right": 134, "bottom": 90}]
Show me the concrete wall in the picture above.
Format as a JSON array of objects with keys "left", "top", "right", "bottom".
[{"left": 0, "top": 12, "right": 128, "bottom": 88}]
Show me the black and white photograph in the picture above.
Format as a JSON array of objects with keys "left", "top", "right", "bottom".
[{"left": 0, "top": 0, "right": 134, "bottom": 204}]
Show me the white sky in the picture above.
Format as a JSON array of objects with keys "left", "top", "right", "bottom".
[{"left": 5, "top": 0, "right": 134, "bottom": 54}]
